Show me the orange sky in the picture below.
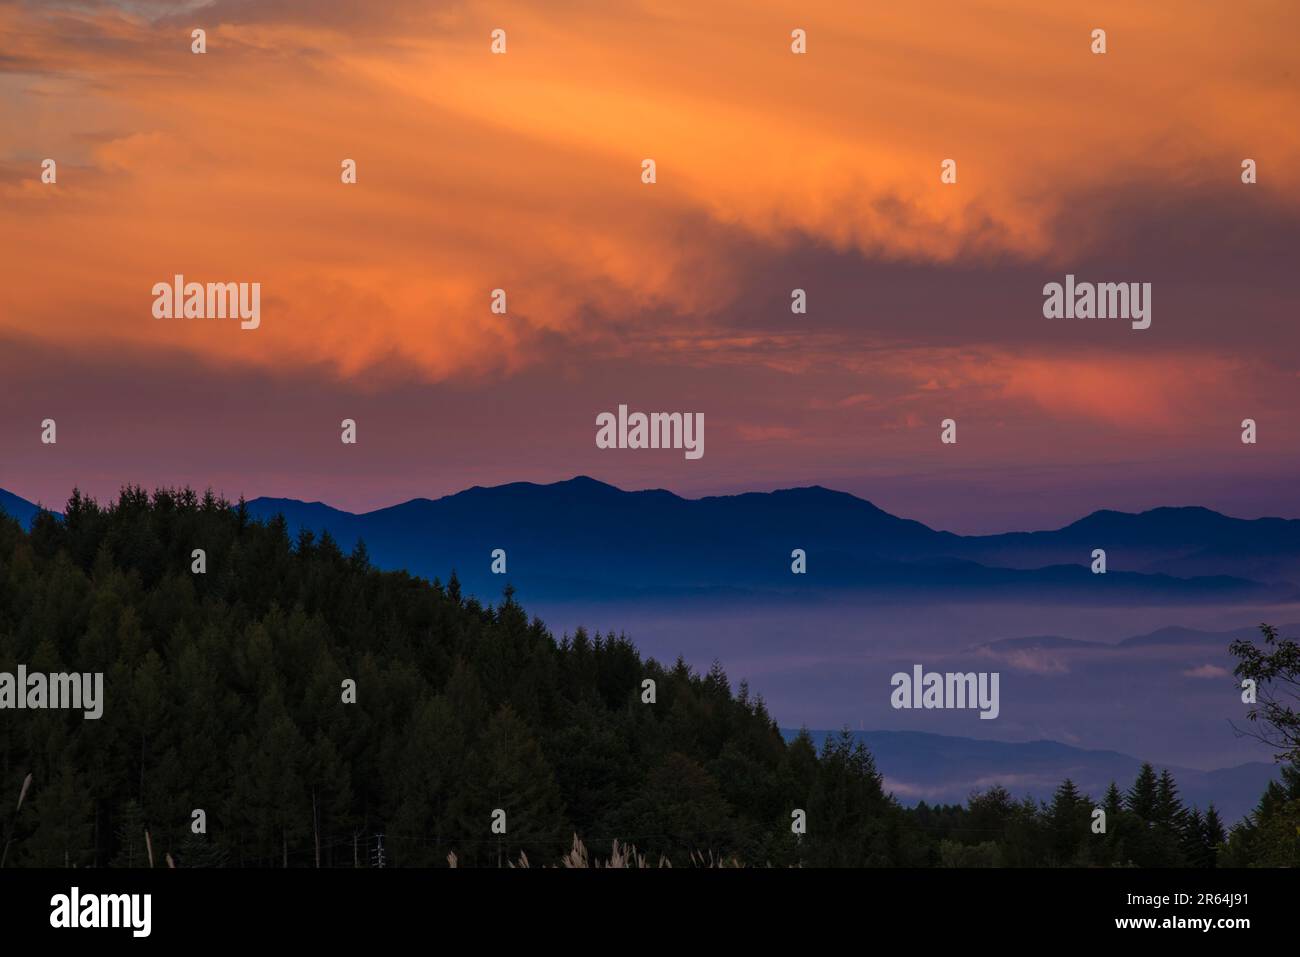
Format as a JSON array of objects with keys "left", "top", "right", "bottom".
[{"left": 1, "top": 0, "right": 1298, "bottom": 530}]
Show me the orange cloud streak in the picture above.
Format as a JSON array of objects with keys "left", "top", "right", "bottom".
[{"left": 1, "top": 0, "right": 1297, "bottom": 385}]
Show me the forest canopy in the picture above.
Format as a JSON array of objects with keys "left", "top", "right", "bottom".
[{"left": 0, "top": 487, "right": 1293, "bottom": 867}]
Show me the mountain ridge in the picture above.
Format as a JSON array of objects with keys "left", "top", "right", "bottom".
[
  {"left": 3, "top": 477, "right": 1297, "bottom": 602},
  {"left": 4, "top": 475, "right": 1296, "bottom": 534},
  {"left": 789, "top": 728, "right": 1280, "bottom": 825}
]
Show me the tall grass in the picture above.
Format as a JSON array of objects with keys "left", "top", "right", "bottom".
[{"left": 494, "top": 835, "right": 739, "bottom": 868}]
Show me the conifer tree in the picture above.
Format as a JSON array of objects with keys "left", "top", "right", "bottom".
[
  {"left": 1202, "top": 803, "right": 1226, "bottom": 867},
  {"left": 1153, "top": 768, "right": 1186, "bottom": 829},
  {"left": 1126, "top": 763, "right": 1159, "bottom": 823},
  {"left": 1180, "top": 807, "right": 1208, "bottom": 867},
  {"left": 450, "top": 704, "right": 566, "bottom": 867},
  {"left": 24, "top": 763, "right": 93, "bottom": 868},
  {"left": 1102, "top": 781, "right": 1123, "bottom": 820},
  {"left": 109, "top": 800, "right": 147, "bottom": 868},
  {"left": 1048, "top": 778, "right": 1092, "bottom": 865}
]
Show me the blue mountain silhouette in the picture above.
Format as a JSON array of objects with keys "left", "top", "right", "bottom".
[
  {"left": 3, "top": 477, "right": 1296, "bottom": 602},
  {"left": 792, "top": 728, "right": 1280, "bottom": 826},
  {"left": 239, "top": 477, "right": 1297, "bottom": 602},
  {"left": 0, "top": 488, "right": 43, "bottom": 529}
]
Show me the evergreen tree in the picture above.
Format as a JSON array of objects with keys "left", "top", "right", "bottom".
[
  {"left": 1180, "top": 807, "right": 1208, "bottom": 867},
  {"left": 2, "top": 488, "right": 1259, "bottom": 868},
  {"left": 176, "top": 832, "right": 231, "bottom": 868},
  {"left": 614, "top": 751, "right": 737, "bottom": 865},
  {"left": 1220, "top": 766, "right": 1300, "bottom": 867},
  {"left": 450, "top": 704, "right": 566, "bottom": 867},
  {"left": 1048, "top": 778, "right": 1090, "bottom": 865},
  {"left": 109, "top": 800, "right": 147, "bottom": 868},
  {"left": 1202, "top": 804, "right": 1226, "bottom": 868},
  {"left": 1153, "top": 768, "right": 1186, "bottom": 829},
  {"left": 1102, "top": 781, "right": 1123, "bottom": 820},
  {"left": 805, "top": 729, "right": 896, "bottom": 867},
  {"left": 1126, "top": 763, "right": 1159, "bottom": 823},
  {"left": 24, "top": 763, "right": 94, "bottom": 868}
]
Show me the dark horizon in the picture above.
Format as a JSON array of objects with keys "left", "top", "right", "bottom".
[
  {"left": 5, "top": 475, "right": 1296, "bottom": 781},
  {"left": 5, "top": 473, "right": 1300, "bottom": 536}
]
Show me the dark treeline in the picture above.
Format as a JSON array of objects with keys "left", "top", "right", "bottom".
[{"left": 0, "top": 487, "right": 1294, "bottom": 867}]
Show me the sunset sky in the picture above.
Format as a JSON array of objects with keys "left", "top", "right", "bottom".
[{"left": 2, "top": 0, "right": 1298, "bottom": 532}]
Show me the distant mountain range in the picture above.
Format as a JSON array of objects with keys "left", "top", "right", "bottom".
[
  {"left": 791, "top": 729, "right": 1279, "bottom": 826},
  {"left": 0, "top": 488, "right": 41, "bottom": 530},
  {"left": 3, "top": 477, "right": 1298, "bottom": 603},
  {"left": 974, "top": 622, "right": 1294, "bottom": 654},
  {"left": 2, "top": 480, "right": 1291, "bottom": 820}
]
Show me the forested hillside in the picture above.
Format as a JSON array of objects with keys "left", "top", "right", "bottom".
[{"left": 0, "top": 488, "right": 1293, "bottom": 867}]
